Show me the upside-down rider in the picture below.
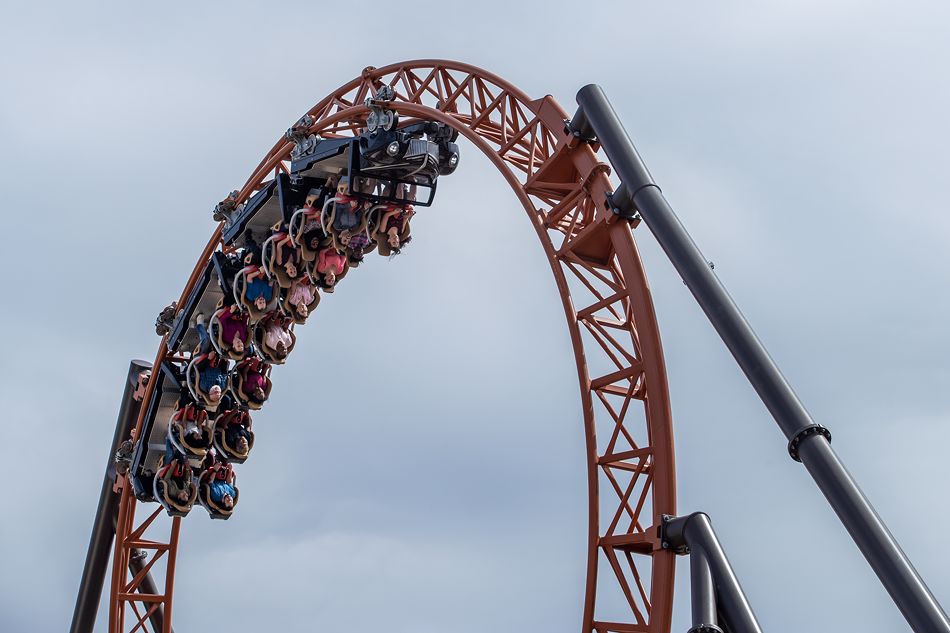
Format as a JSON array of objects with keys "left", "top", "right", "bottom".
[
  {"left": 215, "top": 304, "right": 250, "bottom": 356},
  {"left": 158, "top": 439, "right": 194, "bottom": 506},
  {"left": 206, "top": 458, "right": 237, "bottom": 511},
  {"left": 194, "top": 314, "right": 229, "bottom": 404},
  {"left": 315, "top": 245, "right": 346, "bottom": 291}
]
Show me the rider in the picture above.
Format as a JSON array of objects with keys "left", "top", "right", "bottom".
[
  {"left": 243, "top": 268, "right": 274, "bottom": 312},
  {"left": 213, "top": 304, "right": 250, "bottom": 356},
  {"left": 217, "top": 405, "right": 252, "bottom": 456},
  {"left": 238, "top": 356, "right": 270, "bottom": 406},
  {"left": 299, "top": 187, "right": 328, "bottom": 253},
  {"left": 285, "top": 275, "right": 316, "bottom": 320},
  {"left": 241, "top": 232, "right": 274, "bottom": 311},
  {"left": 329, "top": 176, "right": 363, "bottom": 236},
  {"left": 315, "top": 245, "right": 346, "bottom": 291},
  {"left": 271, "top": 226, "right": 300, "bottom": 280},
  {"left": 158, "top": 440, "right": 194, "bottom": 506},
  {"left": 259, "top": 312, "right": 293, "bottom": 361},
  {"left": 376, "top": 202, "right": 414, "bottom": 255},
  {"left": 201, "top": 356, "right": 228, "bottom": 405},
  {"left": 172, "top": 398, "right": 211, "bottom": 446},
  {"left": 206, "top": 459, "right": 237, "bottom": 511}
]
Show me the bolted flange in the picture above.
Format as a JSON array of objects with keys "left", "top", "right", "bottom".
[{"left": 787, "top": 424, "right": 832, "bottom": 462}]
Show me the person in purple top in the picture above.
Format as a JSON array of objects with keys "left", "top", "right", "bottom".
[{"left": 212, "top": 305, "right": 249, "bottom": 356}]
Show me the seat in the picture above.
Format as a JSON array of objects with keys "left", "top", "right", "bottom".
[
  {"left": 153, "top": 456, "right": 198, "bottom": 517},
  {"left": 371, "top": 203, "right": 414, "bottom": 257},
  {"left": 254, "top": 313, "right": 296, "bottom": 364},
  {"left": 213, "top": 408, "right": 254, "bottom": 464},
  {"left": 208, "top": 304, "right": 252, "bottom": 361},
  {"left": 186, "top": 352, "right": 230, "bottom": 411},
  {"left": 232, "top": 265, "right": 279, "bottom": 322},
  {"left": 230, "top": 357, "right": 272, "bottom": 410},
  {"left": 307, "top": 248, "right": 349, "bottom": 292},
  {"left": 167, "top": 405, "right": 213, "bottom": 461},
  {"left": 343, "top": 229, "right": 377, "bottom": 267},
  {"left": 322, "top": 182, "right": 372, "bottom": 254},
  {"left": 281, "top": 276, "right": 320, "bottom": 324},
  {"left": 289, "top": 188, "right": 330, "bottom": 262},
  {"left": 198, "top": 468, "right": 239, "bottom": 520},
  {"left": 262, "top": 225, "right": 303, "bottom": 289}
]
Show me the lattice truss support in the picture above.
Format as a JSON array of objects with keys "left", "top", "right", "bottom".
[
  {"left": 112, "top": 61, "right": 676, "bottom": 633},
  {"left": 112, "top": 492, "right": 180, "bottom": 633}
]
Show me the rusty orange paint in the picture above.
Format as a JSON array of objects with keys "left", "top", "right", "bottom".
[{"left": 109, "top": 60, "right": 676, "bottom": 633}]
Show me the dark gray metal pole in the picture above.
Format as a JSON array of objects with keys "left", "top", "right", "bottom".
[
  {"left": 574, "top": 84, "right": 950, "bottom": 633},
  {"left": 71, "top": 360, "right": 151, "bottom": 633},
  {"left": 667, "top": 513, "right": 761, "bottom": 633},
  {"left": 689, "top": 544, "right": 723, "bottom": 633}
]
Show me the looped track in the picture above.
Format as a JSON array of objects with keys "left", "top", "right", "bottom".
[{"left": 110, "top": 60, "right": 677, "bottom": 633}]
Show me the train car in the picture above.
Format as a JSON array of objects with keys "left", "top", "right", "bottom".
[{"left": 130, "top": 111, "right": 458, "bottom": 508}]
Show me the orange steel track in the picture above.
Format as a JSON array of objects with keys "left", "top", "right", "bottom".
[{"left": 110, "top": 60, "right": 677, "bottom": 633}]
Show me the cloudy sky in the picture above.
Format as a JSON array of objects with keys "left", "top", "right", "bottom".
[{"left": 1, "top": 2, "right": 949, "bottom": 632}]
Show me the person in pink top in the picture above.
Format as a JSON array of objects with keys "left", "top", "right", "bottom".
[
  {"left": 285, "top": 276, "right": 317, "bottom": 320},
  {"left": 315, "top": 246, "right": 346, "bottom": 291}
]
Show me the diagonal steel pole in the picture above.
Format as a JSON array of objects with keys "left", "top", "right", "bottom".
[
  {"left": 71, "top": 360, "right": 173, "bottom": 633},
  {"left": 665, "top": 512, "right": 759, "bottom": 633},
  {"left": 572, "top": 84, "right": 950, "bottom": 633}
]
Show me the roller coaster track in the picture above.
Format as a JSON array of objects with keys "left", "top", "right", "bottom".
[{"left": 103, "top": 60, "right": 678, "bottom": 633}]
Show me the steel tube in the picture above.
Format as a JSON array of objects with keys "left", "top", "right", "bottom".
[
  {"left": 575, "top": 84, "right": 950, "bottom": 632},
  {"left": 689, "top": 545, "right": 722, "bottom": 633},
  {"left": 798, "top": 436, "right": 950, "bottom": 633},
  {"left": 71, "top": 360, "right": 151, "bottom": 633},
  {"left": 668, "top": 513, "right": 762, "bottom": 633},
  {"left": 687, "top": 515, "right": 761, "bottom": 633},
  {"left": 576, "top": 84, "right": 802, "bottom": 439}
]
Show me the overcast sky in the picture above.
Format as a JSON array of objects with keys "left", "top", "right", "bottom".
[{"left": 2, "top": 2, "right": 949, "bottom": 632}]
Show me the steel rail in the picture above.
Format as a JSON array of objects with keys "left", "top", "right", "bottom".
[{"left": 102, "top": 61, "right": 678, "bottom": 633}]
